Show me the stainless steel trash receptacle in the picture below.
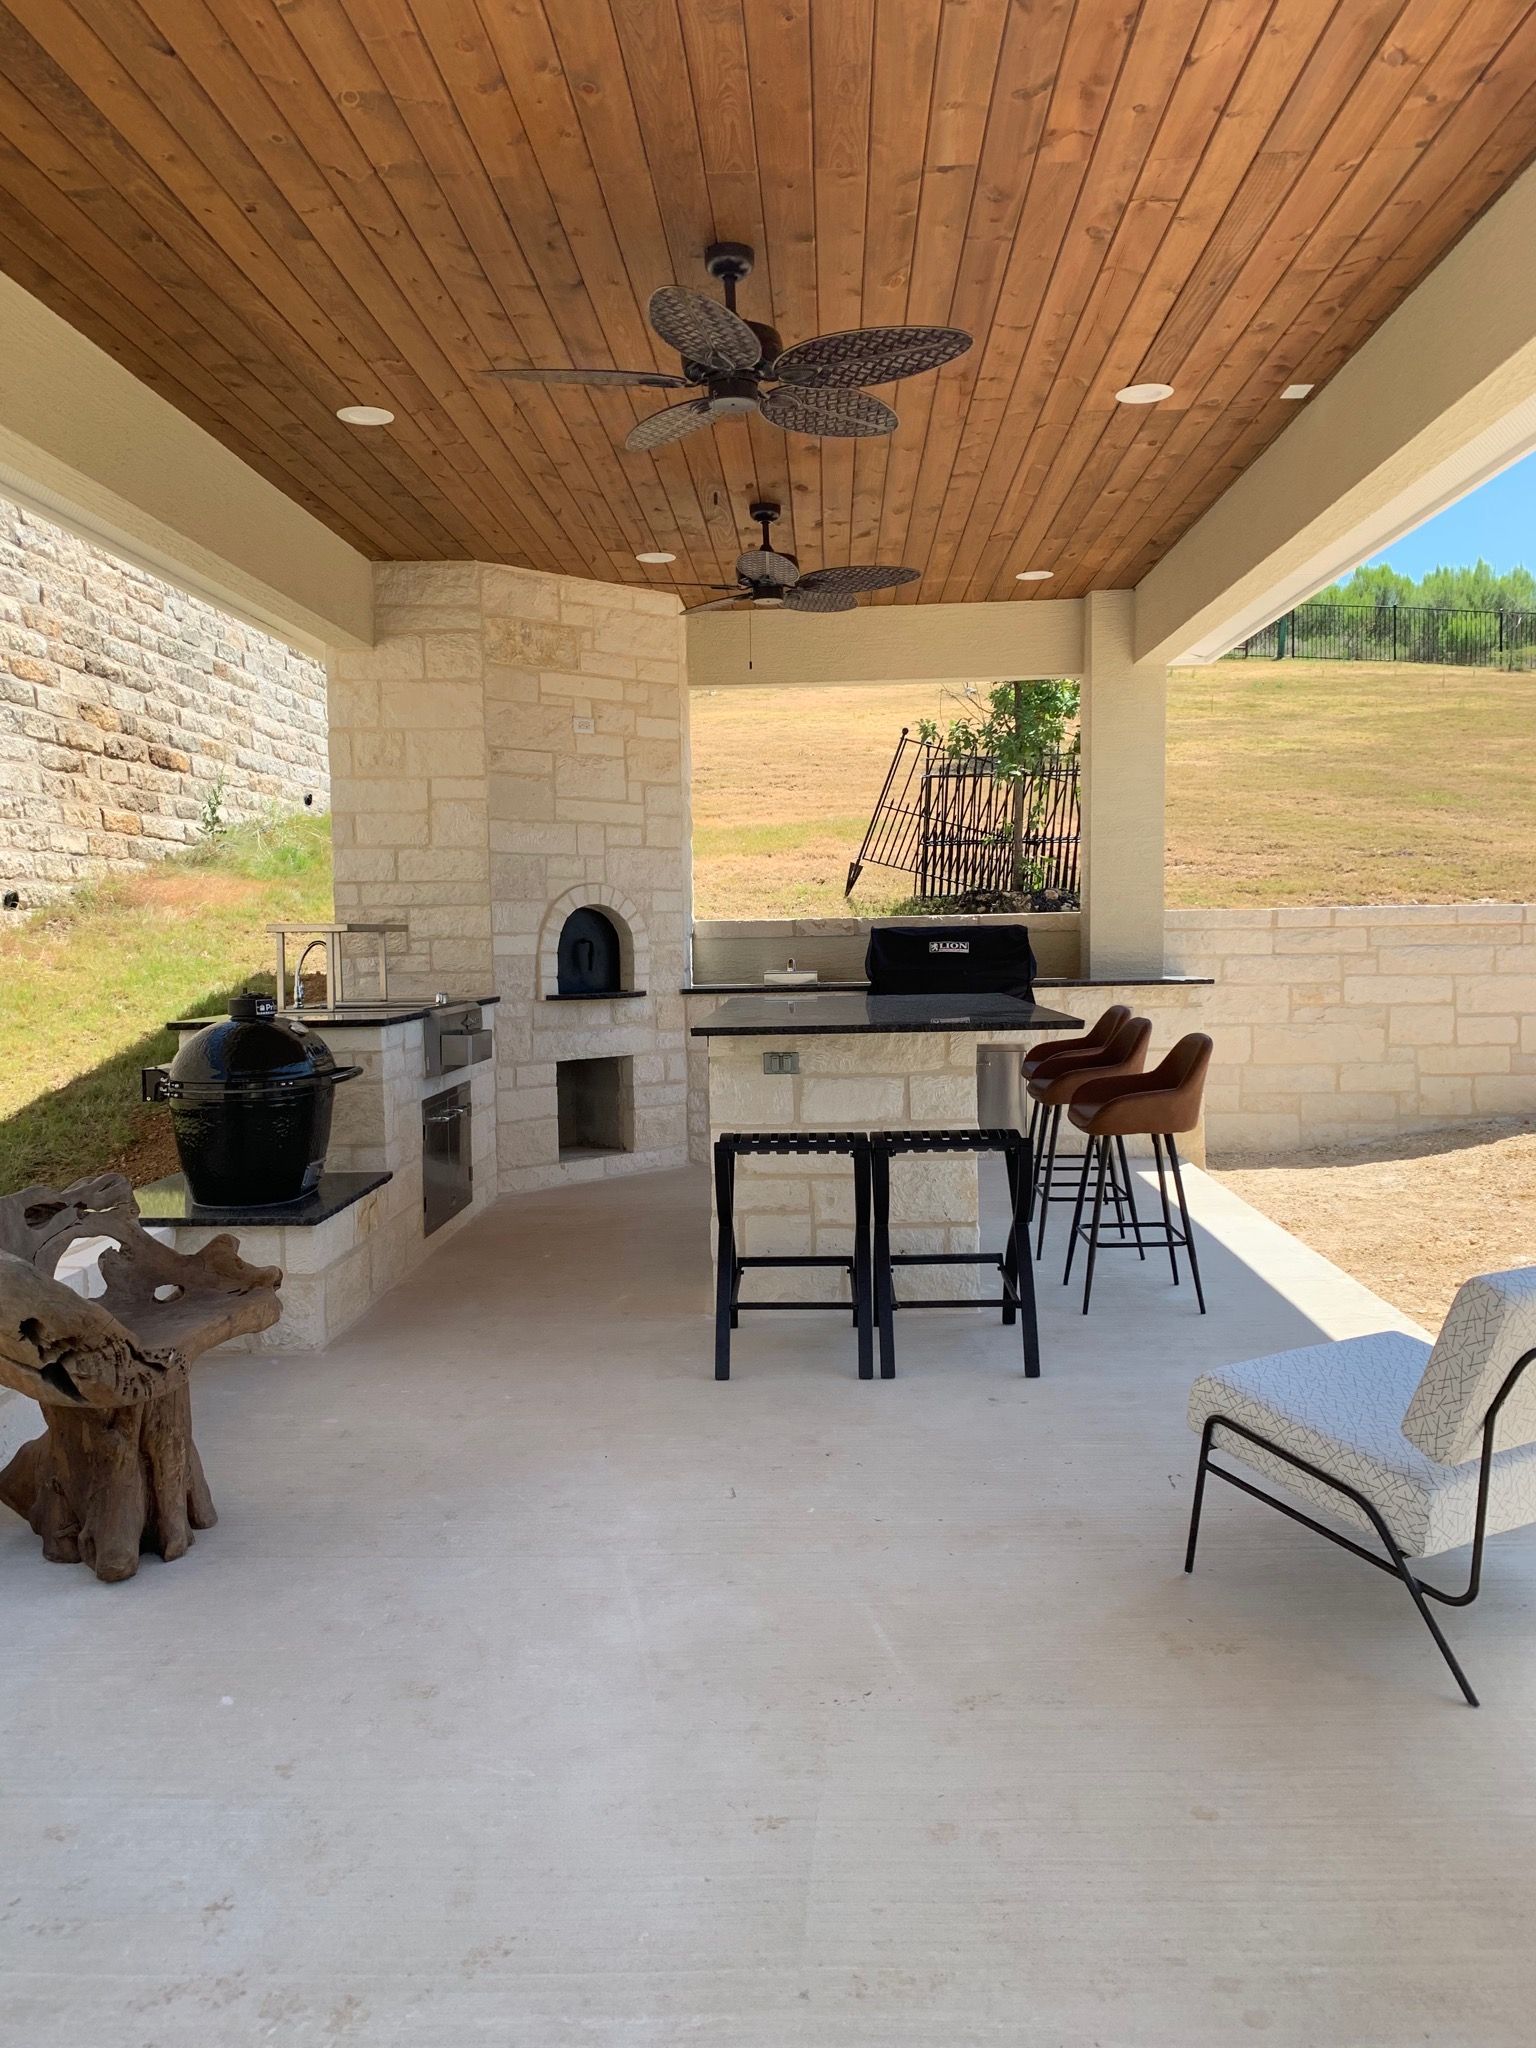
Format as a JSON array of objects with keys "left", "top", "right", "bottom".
[{"left": 976, "top": 1044, "right": 1028, "bottom": 1132}]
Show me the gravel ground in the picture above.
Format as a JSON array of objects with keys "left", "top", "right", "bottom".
[{"left": 1212, "top": 1117, "right": 1536, "bottom": 1333}]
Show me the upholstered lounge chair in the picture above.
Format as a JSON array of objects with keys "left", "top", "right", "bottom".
[{"left": 1185, "top": 1266, "right": 1536, "bottom": 1705}]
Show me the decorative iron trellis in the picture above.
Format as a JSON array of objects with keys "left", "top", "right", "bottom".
[
  {"left": 845, "top": 728, "right": 1080, "bottom": 902},
  {"left": 1234, "top": 600, "right": 1536, "bottom": 669}
]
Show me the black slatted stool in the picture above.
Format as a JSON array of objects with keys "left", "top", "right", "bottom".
[
  {"left": 713, "top": 1131, "right": 873, "bottom": 1381},
  {"left": 870, "top": 1128, "right": 1037, "bottom": 1380}
]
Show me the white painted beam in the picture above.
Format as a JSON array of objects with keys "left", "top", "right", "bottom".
[
  {"left": 1135, "top": 161, "right": 1536, "bottom": 667},
  {"left": 686, "top": 597, "right": 1082, "bottom": 689},
  {"left": 0, "top": 274, "right": 372, "bottom": 654}
]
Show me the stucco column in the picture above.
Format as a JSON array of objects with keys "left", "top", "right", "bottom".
[{"left": 1080, "top": 589, "right": 1167, "bottom": 977}]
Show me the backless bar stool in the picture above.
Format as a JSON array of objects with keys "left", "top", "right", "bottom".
[
  {"left": 1029, "top": 1013, "right": 1152, "bottom": 1258},
  {"left": 713, "top": 1131, "right": 873, "bottom": 1381},
  {"left": 1062, "top": 1034, "right": 1214, "bottom": 1315},
  {"left": 870, "top": 1128, "right": 1037, "bottom": 1379}
]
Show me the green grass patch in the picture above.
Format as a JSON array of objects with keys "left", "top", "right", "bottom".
[{"left": 0, "top": 810, "right": 332, "bottom": 1191}]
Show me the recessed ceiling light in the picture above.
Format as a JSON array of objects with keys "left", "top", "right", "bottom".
[
  {"left": 1015, "top": 569, "right": 1053, "bottom": 582},
  {"left": 635, "top": 550, "right": 676, "bottom": 565},
  {"left": 336, "top": 404, "right": 394, "bottom": 426},
  {"left": 1114, "top": 382, "right": 1175, "bottom": 405},
  {"left": 1281, "top": 383, "right": 1315, "bottom": 400}
]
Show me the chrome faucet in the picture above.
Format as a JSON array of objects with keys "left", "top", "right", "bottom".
[{"left": 292, "top": 938, "right": 330, "bottom": 1010}]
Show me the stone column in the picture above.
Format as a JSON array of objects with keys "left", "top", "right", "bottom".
[{"left": 1080, "top": 589, "right": 1167, "bottom": 978}]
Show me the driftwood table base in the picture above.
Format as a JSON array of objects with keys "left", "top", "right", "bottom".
[{"left": 0, "top": 1176, "right": 280, "bottom": 1582}]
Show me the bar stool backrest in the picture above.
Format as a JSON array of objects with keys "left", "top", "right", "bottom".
[
  {"left": 1068, "top": 1030, "right": 1211, "bottom": 1130},
  {"left": 1082, "top": 1003, "right": 1132, "bottom": 1049},
  {"left": 1400, "top": 1267, "right": 1536, "bottom": 1464}
]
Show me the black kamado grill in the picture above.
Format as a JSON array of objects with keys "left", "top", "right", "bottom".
[{"left": 143, "top": 994, "right": 361, "bottom": 1207}]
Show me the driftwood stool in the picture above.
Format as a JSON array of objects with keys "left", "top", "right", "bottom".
[{"left": 0, "top": 1175, "right": 281, "bottom": 1581}]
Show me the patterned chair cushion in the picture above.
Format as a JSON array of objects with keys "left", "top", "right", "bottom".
[
  {"left": 1400, "top": 1267, "right": 1536, "bottom": 1465},
  {"left": 1188, "top": 1331, "right": 1536, "bottom": 1560}
]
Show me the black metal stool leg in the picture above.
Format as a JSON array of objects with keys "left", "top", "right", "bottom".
[
  {"left": 713, "top": 1138, "right": 736, "bottom": 1380},
  {"left": 1152, "top": 1133, "right": 1180, "bottom": 1285},
  {"left": 1035, "top": 1103, "right": 1062, "bottom": 1260},
  {"left": 1166, "top": 1135, "right": 1206, "bottom": 1314},
  {"left": 853, "top": 1138, "right": 874, "bottom": 1380},
  {"left": 872, "top": 1141, "right": 895, "bottom": 1378},
  {"left": 1062, "top": 1137, "right": 1095, "bottom": 1284},
  {"left": 1000, "top": 1142, "right": 1020, "bottom": 1326},
  {"left": 1009, "top": 1133, "right": 1040, "bottom": 1378},
  {"left": 1115, "top": 1136, "right": 1147, "bottom": 1260},
  {"left": 1025, "top": 1099, "right": 1042, "bottom": 1223},
  {"left": 1081, "top": 1138, "right": 1109, "bottom": 1313}
]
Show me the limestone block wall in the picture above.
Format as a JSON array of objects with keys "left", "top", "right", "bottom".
[
  {"left": 0, "top": 495, "right": 327, "bottom": 904},
  {"left": 690, "top": 911, "right": 1082, "bottom": 985},
  {"left": 685, "top": 903, "right": 1536, "bottom": 1164},
  {"left": 327, "top": 561, "right": 689, "bottom": 1196},
  {"left": 1164, "top": 903, "right": 1536, "bottom": 1152}
]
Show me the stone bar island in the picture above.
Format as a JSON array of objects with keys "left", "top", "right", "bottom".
[{"left": 693, "top": 991, "right": 1082, "bottom": 1301}]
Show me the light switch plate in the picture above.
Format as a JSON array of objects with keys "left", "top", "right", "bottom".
[{"left": 572, "top": 714, "right": 595, "bottom": 734}]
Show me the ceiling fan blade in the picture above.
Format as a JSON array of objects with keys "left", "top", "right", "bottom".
[
  {"left": 771, "top": 325, "right": 973, "bottom": 388},
  {"left": 489, "top": 365, "right": 693, "bottom": 390},
  {"left": 735, "top": 547, "right": 800, "bottom": 589},
  {"left": 684, "top": 594, "right": 748, "bottom": 614},
  {"left": 758, "top": 385, "right": 897, "bottom": 439},
  {"left": 797, "top": 564, "right": 920, "bottom": 594},
  {"left": 784, "top": 585, "right": 858, "bottom": 614},
  {"left": 648, "top": 287, "right": 762, "bottom": 373},
  {"left": 624, "top": 398, "right": 722, "bottom": 452}
]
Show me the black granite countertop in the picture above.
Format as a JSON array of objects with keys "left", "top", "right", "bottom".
[
  {"left": 690, "top": 992, "right": 1085, "bottom": 1037},
  {"left": 136, "top": 1169, "right": 392, "bottom": 1227},
  {"left": 167, "top": 996, "right": 499, "bottom": 1032},
  {"left": 682, "top": 975, "right": 1210, "bottom": 994}
]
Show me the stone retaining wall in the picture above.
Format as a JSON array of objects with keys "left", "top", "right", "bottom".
[{"left": 0, "top": 496, "right": 328, "bottom": 905}]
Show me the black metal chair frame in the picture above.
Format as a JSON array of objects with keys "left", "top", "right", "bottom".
[
  {"left": 713, "top": 1131, "right": 873, "bottom": 1382},
  {"left": 1031, "top": 1101, "right": 1146, "bottom": 1261},
  {"left": 870, "top": 1128, "right": 1037, "bottom": 1381},
  {"left": 1185, "top": 1345, "right": 1536, "bottom": 1708},
  {"left": 1063, "top": 1130, "right": 1205, "bottom": 1316}
]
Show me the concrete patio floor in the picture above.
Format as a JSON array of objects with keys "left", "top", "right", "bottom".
[{"left": 4, "top": 1163, "right": 1536, "bottom": 2046}]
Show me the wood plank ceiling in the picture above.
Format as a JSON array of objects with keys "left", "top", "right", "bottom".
[{"left": 1, "top": 0, "right": 1534, "bottom": 604}]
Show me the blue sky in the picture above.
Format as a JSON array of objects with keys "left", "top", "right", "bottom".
[{"left": 1367, "top": 448, "right": 1536, "bottom": 578}]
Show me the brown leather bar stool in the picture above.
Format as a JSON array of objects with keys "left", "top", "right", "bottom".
[
  {"left": 1029, "top": 1013, "right": 1152, "bottom": 1258},
  {"left": 1063, "top": 1033, "right": 1214, "bottom": 1315},
  {"left": 1022, "top": 1004, "right": 1132, "bottom": 1183}
]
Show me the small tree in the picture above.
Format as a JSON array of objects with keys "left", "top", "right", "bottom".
[{"left": 917, "top": 679, "right": 1079, "bottom": 895}]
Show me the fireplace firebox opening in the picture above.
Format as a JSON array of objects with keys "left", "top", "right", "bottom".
[{"left": 557, "top": 1055, "right": 634, "bottom": 1161}]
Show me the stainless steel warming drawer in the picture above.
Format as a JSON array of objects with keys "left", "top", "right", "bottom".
[{"left": 422, "top": 1082, "right": 472, "bottom": 1235}]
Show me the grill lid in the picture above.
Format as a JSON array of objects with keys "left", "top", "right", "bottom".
[{"left": 144, "top": 994, "right": 360, "bottom": 1103}]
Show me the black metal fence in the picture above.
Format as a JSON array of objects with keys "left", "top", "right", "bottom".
[
  {"left": 1234, "top": 601, "right": 1536, "bottom": 668},
  {"left": 845, "top": 729, "right": 1080, "bottom": 903}
]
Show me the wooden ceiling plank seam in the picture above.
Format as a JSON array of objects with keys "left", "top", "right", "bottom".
[
  {"left": 939, "top": 3, "right": 1194, "bottom": 601},
  {"left": 0, "top": 215, "right": 385, "bottom": 556},
  {"left": 868, "top": 0, "right": 1024, "bottom": 606},
  {"left": 809, "top": 0, "right": 876, "bottom": 570},
  {"left": 0, "top": 64, "right": 440, "bottom": 563},
  {"left": 668, "top": 0, "right": 804, "bottom": 581},
  {"left": 738, "top": 0, "right": 825, "bottom": 576},
  {"left": 1073, "top": 0, "right": 1536, "bottom": 589},
  {"left": 871, "top": 0, "right": 1020, "bottom": 605},
  {"left": 208, "top": 0, "right": 605, "bottom": 577},
  {"left": 889, "top": 0, "right": 1082, "bottom": 604},
  {"left": 896, "top": 3, "right": 1135, "bottom": 603},
  {"left": 969, "top": 0, "right": 1302, "bottom": 599},
  {"left": 297, "top": 0, "right": 656, "bottom": 579},
  {"left": 568, "top": 0, "right": 761, "bottom": 582},
  {"left": 139, "top": 0, "right": 567, "bottom": 570},
  {"left": 408, "top": 0, "right": 721, "bottom": 585},
  {"left": 31, "top": 0, "right": 485, "bottom": 562},
  {"left": 470, "top": 0, "right": 740, "bottom": 587},
  {"left": 968, "top": 0, "right": 1397, "bottom": 597},
  {"left": 509, "top": 0, "right": 735, "bottom": 574}
]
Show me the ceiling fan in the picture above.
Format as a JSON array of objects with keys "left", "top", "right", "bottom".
[
  {"left": 682, "top": 501, "right": 918, "bottom": 615},
  {"left": 491, "top": 243, "right": 971, "bottom": 451}
]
